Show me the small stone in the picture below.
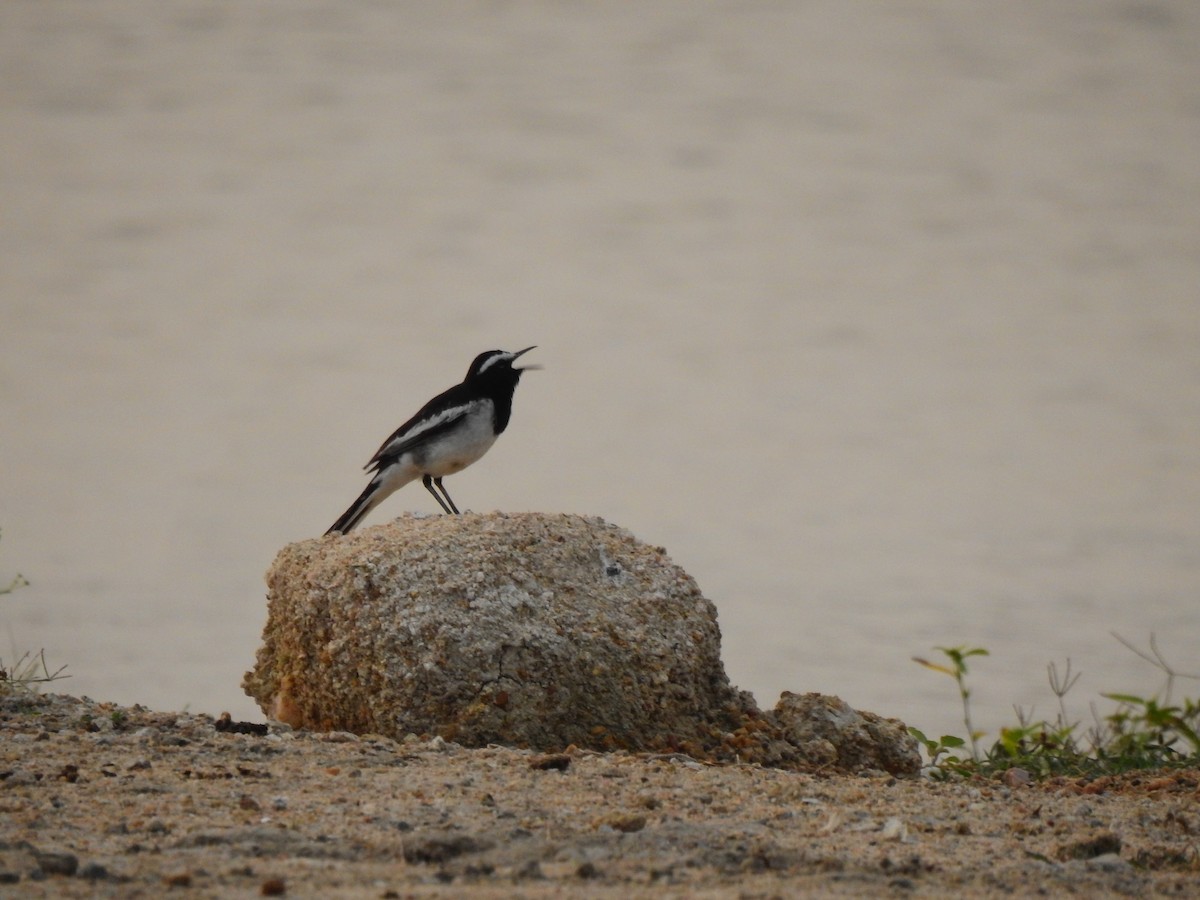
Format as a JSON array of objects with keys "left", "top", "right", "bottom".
[
  {"left": 530, "top": 753, "right": 571, "bottom": 771},
  {"left": 317, "top": 731, "right": 359, "bottom": 743},
  {"left": 596, "top": 812, "right": 647, "bottom": 833},
  {"left": 576, "top": 861, "right": 600, "bottom": 879},
  {"left": 402, "top": 834, "right": 491, "bottom": 864},
  {"left": 77, "top": 862, "right": 109, "bottom": 880},
  {"left": 881, "top": 817, "right": 908, "bottom": 842},
  {"left": 514, "top": 859, "right": 544, "bottom": 880},
  {"left": 164, "top": 872, "right": 192, "bottom": 888},
  {"left": 1003, "top": 767, "right": 1033, "bottom": 788},
  {"left": 260, "top": 877, "right": 286, "bottom": 895},
  {"left": 33, "top": 850, "right": 78, "bottom": 877},
  {"left": 1084, "top": 853, "right": 1132, "bottom": 873},
  {"left": 1058, "top": 831, "right": 1122, "bottom": 861}
]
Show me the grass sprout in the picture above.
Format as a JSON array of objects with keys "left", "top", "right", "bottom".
[
  {"left": 0, "top": 648, "right": 70, "bottom": 695},
  {"left": 1, "top": 527, "right": 69, "bottom": 695},
  {"left": 912, "top": 645, "right": 988, "bottom": 761},
  {"left": 912, "top": 634, "right": 1200, "bottom": 780},
  {"left": 1, "top": 527, "right": 28, "bottom": 597}
]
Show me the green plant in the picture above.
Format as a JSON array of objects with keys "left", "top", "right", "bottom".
[
  {"left": 1099, "top": 694, "right": 1200, "bottom": 764},
  {"left": 912, "top": 645, "right": 989, "bottom": 760},
  {"left": 911, "top": 635, "right": 1200, "bottom": 780},
  {"left": 907, "top": 728, "right": 971, "bottom": 777}
]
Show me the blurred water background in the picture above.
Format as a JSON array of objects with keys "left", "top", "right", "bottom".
[{"left": 2, "top": 2, "right": 1198, "bottom": 744}]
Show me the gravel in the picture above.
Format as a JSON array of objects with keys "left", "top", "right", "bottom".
[{"left": 3, "top": 693, "right": 1199, "bottom": 898}]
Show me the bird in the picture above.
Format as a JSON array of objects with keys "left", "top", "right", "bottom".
[{"left": 325, "top": 346, "right": 539, "bottom": 535}]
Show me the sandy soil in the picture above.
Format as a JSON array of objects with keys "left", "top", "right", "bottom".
[{"left": 2, "top": 694, "right": 1197, "bottom": 898}]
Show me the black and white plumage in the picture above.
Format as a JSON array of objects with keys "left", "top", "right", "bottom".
[{"left": 325, "top": 347, "right": 538, "bottom": 535}]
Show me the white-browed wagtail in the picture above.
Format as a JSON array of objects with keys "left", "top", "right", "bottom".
[{"left": 326, "top": 346, "right": 538, "bottom": 534}]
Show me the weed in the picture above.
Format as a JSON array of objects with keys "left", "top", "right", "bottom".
[
  {"left": 912, "top": 635, "right": 1200, "bottom": 779},
  {"left": 1, "top": 528, "right": 69, "bottom": 695},
  {"left": 0, "top": 648, "right": 70, "bottom": 696},
  {"left": 0, "top": 528, "right": 29, "bottom": 597},
  {"left": 912, "top": 646, "right": 988, "bottom": 760}
]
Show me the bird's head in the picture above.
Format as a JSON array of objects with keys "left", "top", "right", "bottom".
[{"left": 467, "top": 346, "right": 540, "bottom": 382}]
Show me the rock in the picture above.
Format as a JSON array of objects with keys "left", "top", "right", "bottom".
[
  {"left": 1082, "top": 853, "right": 1132, "bottom": 873},
  {"left": 402, "top": 833, "right": 492, "bottom": 864},
  {"left": 881, "top": 817, "right": 909, "bottom": 842},
  {"left": 244, "top": 513, "right": 751, "bottom": 753},
  {"left": 1003, "top": 766, "right": 1033, "bottom": 788},
  {"left": 32, "top": 849, "right": 78, "bottom": 877},
  {"left": 762, "top": 693, "right": 921, "bottom": 776},
  {"left": 1057, "top": 831, "right": 1122, "bottom": 861},
  {"left": 77, "top": 862, "right": 111, "bottom": 881},
  {"left": 596, "top": 812, "right": 648, "bottom": 833},
  {"left": 243, "top": 511, "right": 918, "bottom": 773}
]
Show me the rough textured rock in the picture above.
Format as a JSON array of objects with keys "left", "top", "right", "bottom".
[
  {"left": 766, "top": 692, "right": 922, "bottom": 776},
  {"left": 244, "top": 511, "right": 920, "bottom": 774},
  {"left": 244, "top": 513, "right": 752, "bottom": 753}
]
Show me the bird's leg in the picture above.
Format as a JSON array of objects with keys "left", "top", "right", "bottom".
[
  {"left": 422, "top": 474, "right": 455, "bottom": 515},
  {"left": 433, "top": 477, "right": 461, "bottom": 514}
]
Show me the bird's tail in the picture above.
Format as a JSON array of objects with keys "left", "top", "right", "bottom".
[{"left": 325, "top": 475, "right": 396, "bottom": 535}]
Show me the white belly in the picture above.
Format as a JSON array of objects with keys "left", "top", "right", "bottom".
[{"left": 413, "top": 407, "right": 498, "bottom": 477}]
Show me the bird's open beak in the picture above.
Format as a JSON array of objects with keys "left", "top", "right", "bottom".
[{"left": 513, "top": 345, "right": 542, "bottom": 370}]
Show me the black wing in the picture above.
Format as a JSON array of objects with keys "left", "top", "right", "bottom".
[{"left": 365, "top": 382, "right": 477, "bottom": 472}]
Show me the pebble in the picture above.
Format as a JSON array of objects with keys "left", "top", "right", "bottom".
[
  {"left": 317, "top": 731, "right": 359, "bottom": 743},
  {"left": 33, "top": 850, "right": 78, "bottom": 877},
  {"left": 881, "top": 817, "right": 909, "bottom": 842},
  {"left": 78, "top": 861, "right": 110, "bottom": 880},
  {"left": 1003, "top": 767, "right": 1033, "bottom": 788},
  {"left": 1083, "top": 853, "right": 1133, "bottom": 873}
]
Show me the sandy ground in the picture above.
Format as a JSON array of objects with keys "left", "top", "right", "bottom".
[{"left": 2, "top": 694, "right": 1197, "bottom": 898}]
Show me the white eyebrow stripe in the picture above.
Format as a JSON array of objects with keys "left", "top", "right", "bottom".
[{"left": 475, "top": 351, "right": 512, "bottom": 375}]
